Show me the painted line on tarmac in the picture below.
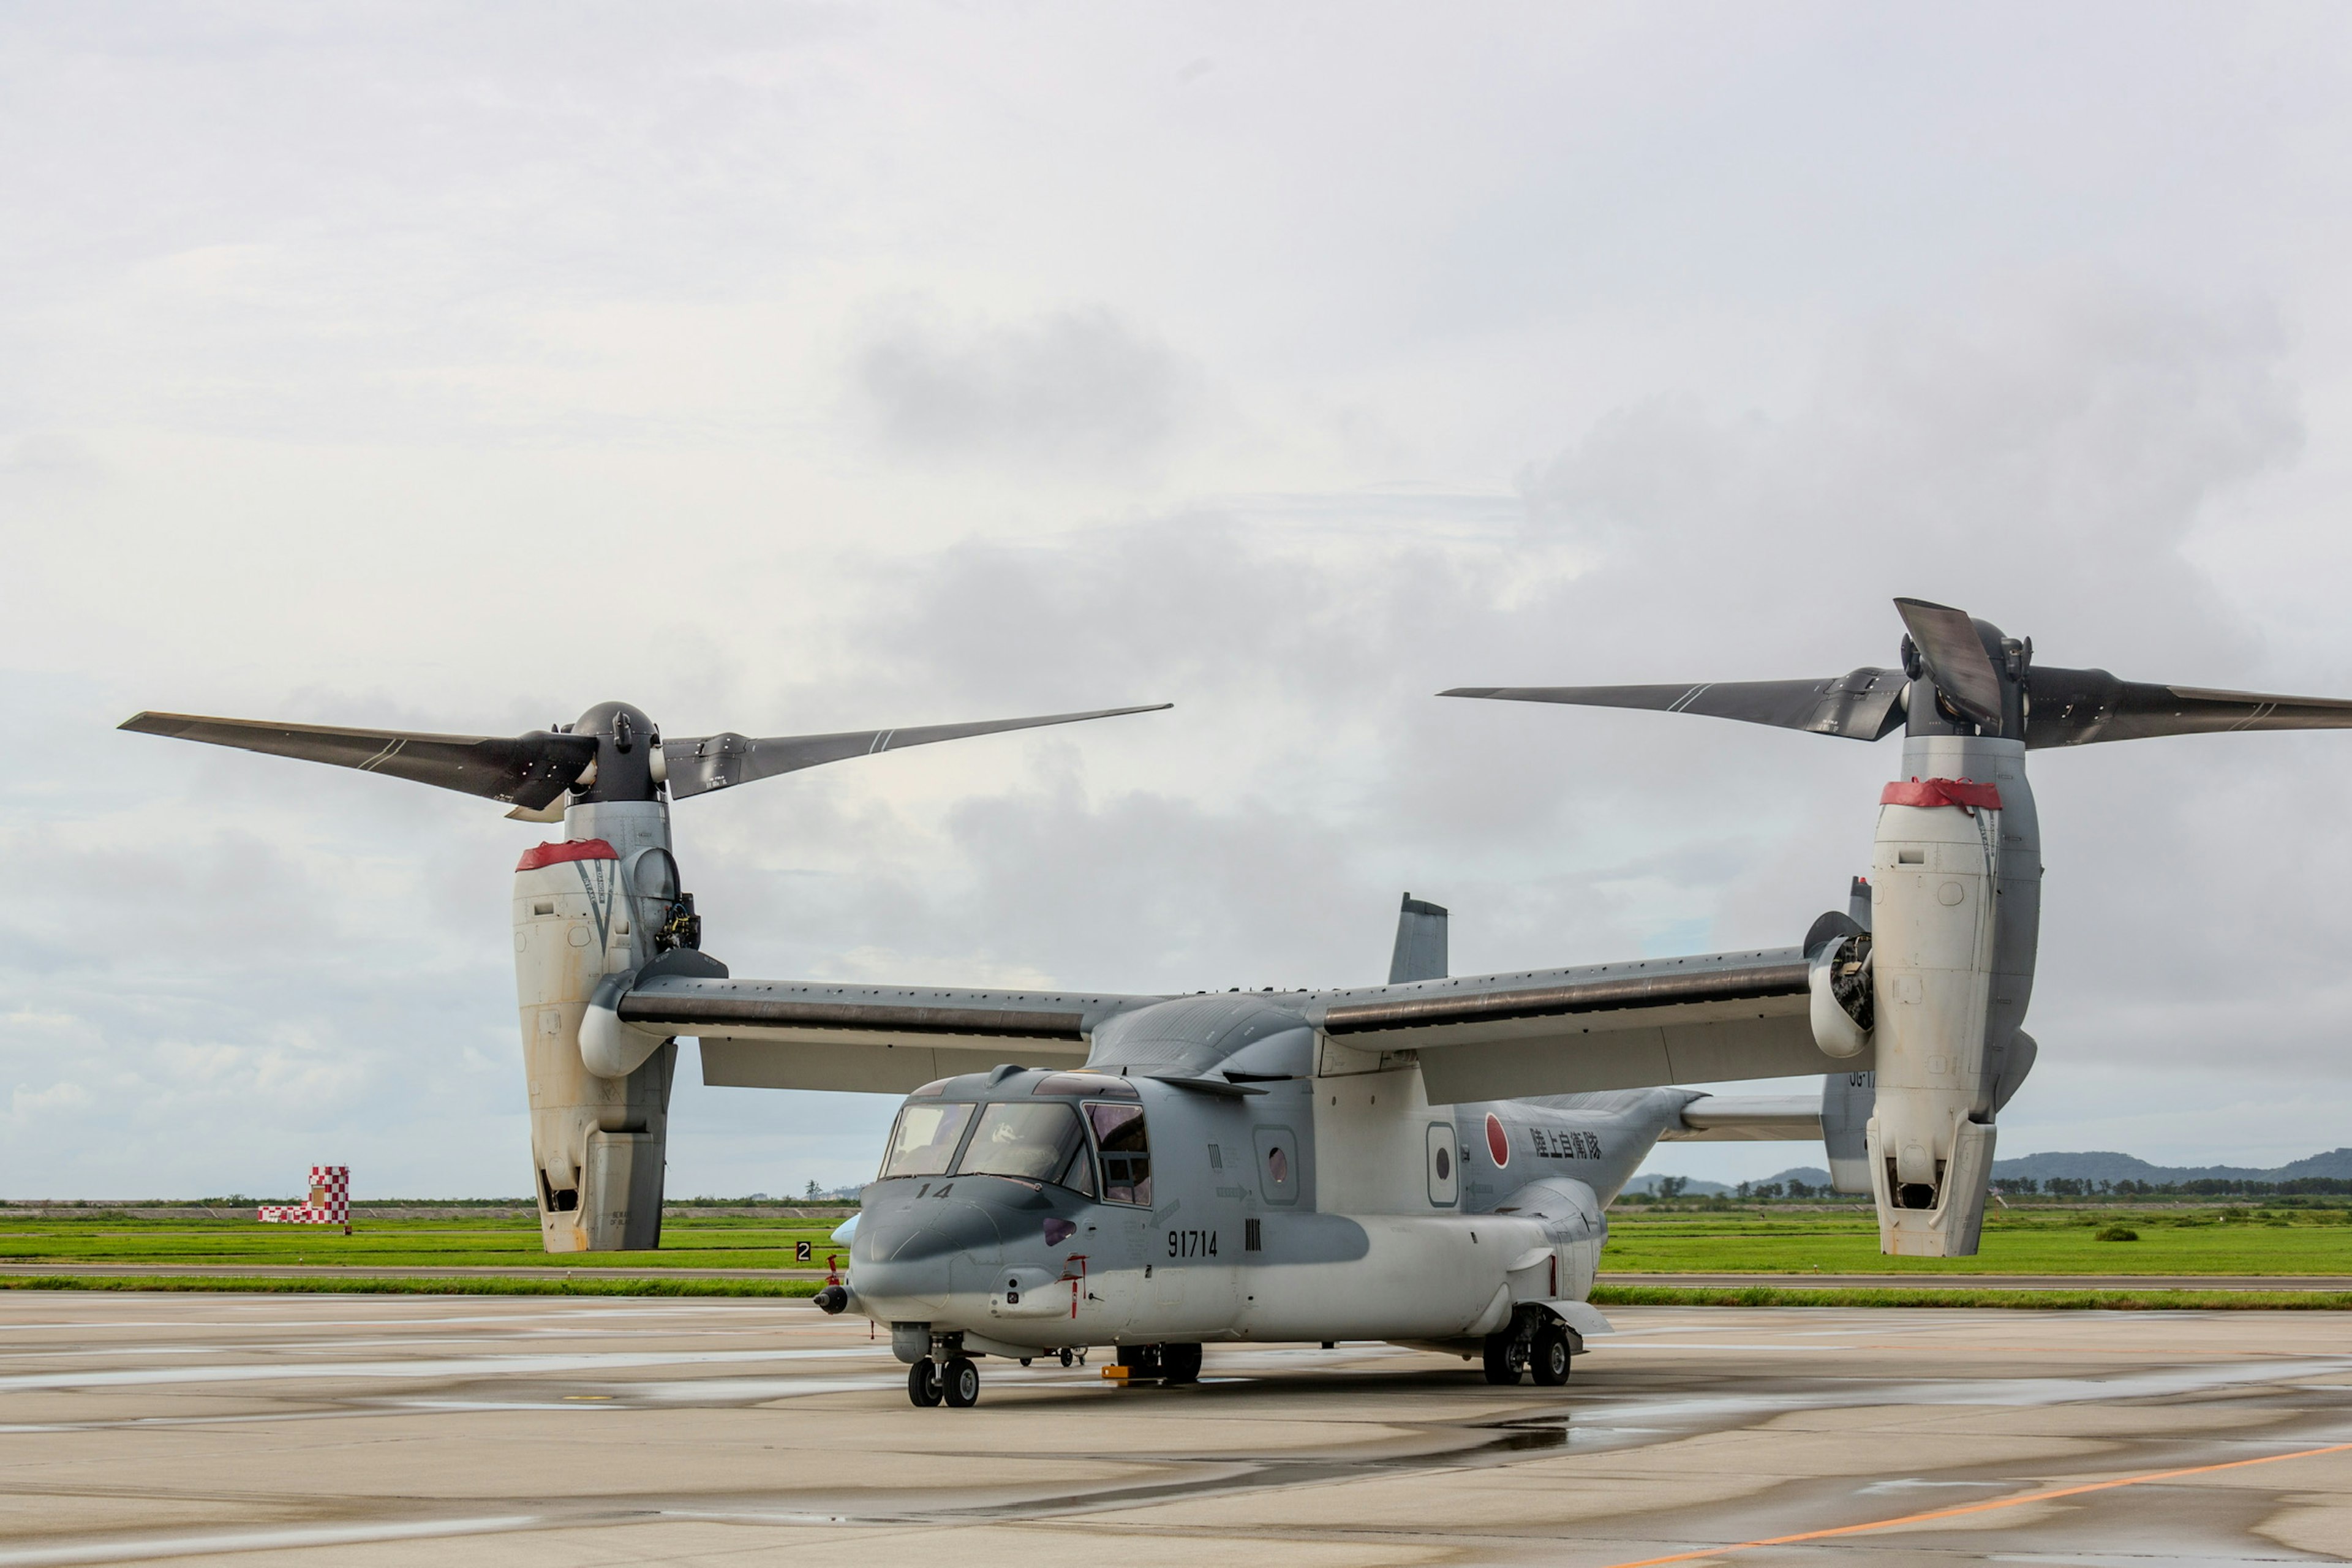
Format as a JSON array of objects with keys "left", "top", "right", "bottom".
[
  {"left": 0, "top": 1344, "right": 892, "bottom": 1393},
  {"left": 0, "top": 1513, "right": 550, "bottom": 1567},
  {"left": 1596, "top": 1440, "right": 2352, "bottom": 1567}
]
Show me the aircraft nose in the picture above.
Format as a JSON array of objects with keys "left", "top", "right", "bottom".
[{"left": 854, "top": 1183, "right": 1023, "bottom": 1265}]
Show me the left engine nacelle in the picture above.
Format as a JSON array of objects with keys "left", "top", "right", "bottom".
[{"left": 511, "top": 803, "right": 682, "bottom": 1252}]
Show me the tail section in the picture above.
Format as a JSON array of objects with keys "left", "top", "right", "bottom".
[{"left": 1388, "top": 894, "right": 1449, "bottom": 984}]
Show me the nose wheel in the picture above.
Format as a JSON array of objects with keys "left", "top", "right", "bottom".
[{"left": 907, "top": 1354, "right": 981, "bottom": 1408}]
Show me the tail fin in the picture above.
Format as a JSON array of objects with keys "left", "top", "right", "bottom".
[{"left": 1388, "top": 894, "right": 1449, "bottom": 984}]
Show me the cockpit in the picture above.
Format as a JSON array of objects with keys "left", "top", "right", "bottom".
[{"left": 877, "top": 1070, "right": 1153, "bottom": 1205}]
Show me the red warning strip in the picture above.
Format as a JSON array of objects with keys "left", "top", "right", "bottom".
[
  {"left": 1597, "top": 1439, "right": 2352, "bottom": 1567},
  {"left": 1880, "top": 777, "right": 2002, "bottom": 810},
  {"left": 514, "top": 838, "right": 619, "bottom": 872}
]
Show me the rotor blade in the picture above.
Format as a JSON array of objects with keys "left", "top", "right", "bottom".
[
  {"left": 1893, "top": 597, "right": 2004, "bottom": 728},
  {"left": 119, "top": 712, "right": 599, "bottom": 810},
  {"left": 2024, "top": 667, "right": 2352, "bottom": 747},
  {"left": 663, "top": 703, "right": 1172, "bottom": 799},
  {"left": 1439, "top": 668, "right": 1906, "bottom": 741}
]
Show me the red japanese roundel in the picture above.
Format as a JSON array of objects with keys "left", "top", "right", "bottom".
[{"left": 1485, "top": 1112, "right": 1510, "bottom": 1168}]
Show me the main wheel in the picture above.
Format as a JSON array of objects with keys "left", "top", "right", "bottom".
[
  {"left": 1481, "top": 1332, "right": 1521, "bottom": 1385},
  {"left": 1161, "top": 1343, "right": 1203, "bottom": 1385},
  {"left": 943, "top": 1355, "right": 981, "bottom": 1408},
  {"left": 907, "top": 1356, "right": 943, "bottom": 1407},
  {"left": 1530, "top": 1324, "right": 1571, "bottom": 1387},
  {"left": 1058, "top": 1348, "right": 1074, "bottom": 1368}
]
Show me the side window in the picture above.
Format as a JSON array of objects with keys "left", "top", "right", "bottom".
[
  {"left": 1057, "top": 1135, "right": 1098, "bottom": 1198},
  {"left": 1253, "top": 1125, "right": 1298, "bottom": 1205},
  {"left": 1086, "top": 1102, "right": 1152, "bottom": 1206}
]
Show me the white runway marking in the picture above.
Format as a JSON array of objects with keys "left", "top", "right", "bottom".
[
  {"left": 0, "top": 1515, "right": 546, "bottom": 1567},
  {"left": 0, "top": 1344, "right": 892, "bottom": 1393}
]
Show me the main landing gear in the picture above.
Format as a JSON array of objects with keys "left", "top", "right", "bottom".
[
  {"left": 907, "top": 1354, "right": 980, "bottom": 1408},
  {"left": 1482, "top": 1311, "right": 1574, "bottom": 1387},
  {"left": 1113, "top": 1342, "right": 1201, "bottom": 1385}
]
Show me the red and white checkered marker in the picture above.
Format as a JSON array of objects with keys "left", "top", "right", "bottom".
[{"left": 258, "top": 1166, "right": 349, "bottom": 1226}]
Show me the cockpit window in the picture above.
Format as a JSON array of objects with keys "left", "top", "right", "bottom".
[
  {"left": 879, "top": 1101, "right": 974, "bottom": 1179},
  {"left": 1087, "top": 1102, "right": 1152, "bottom": 1206},
  {"left": 957, "top": 1101, "right": 1090, "bottom": 1185}
]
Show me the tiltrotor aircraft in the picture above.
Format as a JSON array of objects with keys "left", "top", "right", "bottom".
[{"left": 124, "top": 598, "right": 2352, "bottom": 1408}]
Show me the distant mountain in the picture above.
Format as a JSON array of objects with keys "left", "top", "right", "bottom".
[
  {"left": 1621, "top": 1174, "right": 1732, "bottom": 1197},
  {"left": 1991, "top": 1148, "right": 2352, "bottom": 1186},
  {"left": 1626, "top": 1151, "right": 2352, "bottom": 1200},
  {"left": 1623, "top": 1166, "right": 1834, "bottom": 1197}
]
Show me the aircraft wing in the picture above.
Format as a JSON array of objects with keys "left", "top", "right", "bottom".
[
  {"left": 618, "top": 975, "right": 1155, "bottom": 1094},
  {"left": 1306, "top": 948, "right": 1861, "bottom": 1103}
]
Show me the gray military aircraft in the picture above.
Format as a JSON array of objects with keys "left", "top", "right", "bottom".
[{"left": 123, "top": 597, "right": 2352, "bottom": 1408}]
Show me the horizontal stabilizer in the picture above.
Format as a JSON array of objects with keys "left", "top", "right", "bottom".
[{"left": 1662, "top": 1095, "right": 1824, "bottom": 1142}]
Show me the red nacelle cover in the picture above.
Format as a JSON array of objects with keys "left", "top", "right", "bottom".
[
  {"left": 515, "top": 839, "right": 619, "bottom": 872},
  {"left": 1879, "top": 778, "right": 2002, "bottom": 811}
]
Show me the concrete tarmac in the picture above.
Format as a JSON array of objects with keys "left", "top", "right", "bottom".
[{"left": 2, "top": 1294, "right": 2350, "bottom": 1566}]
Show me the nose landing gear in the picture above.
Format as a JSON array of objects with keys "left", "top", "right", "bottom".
[
  {"left": 907, "top": 1336, "right": 984, "bottom": 1409},
  {"left": 943, "top": 1355, "right": 980, "bottom": 1408}
]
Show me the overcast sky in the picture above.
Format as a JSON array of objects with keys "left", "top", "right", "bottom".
[{"left": 7, "top": 3, "right": 2352, "bottom": 1199}]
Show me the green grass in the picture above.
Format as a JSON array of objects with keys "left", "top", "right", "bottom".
[
  {"left": 11, "top": 1207, "right": 2351, "bottom": 1308},
  {"left": 0, "top": 1273, "right": 823, "bottom": 1298},
  {"left": 0, "top": 1213, "right": 847, "bottom": 1272},
  {"left": 1591, "top": 1283, "right": 2352, "bottom": 1311},
  {"left": 1599, "top": 1206, "right": 2352, "bottom": 1275}
]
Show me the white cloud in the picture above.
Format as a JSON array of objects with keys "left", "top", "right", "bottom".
[{"left": 6, "top": 4, "right": 2352, "bottom": 1196}]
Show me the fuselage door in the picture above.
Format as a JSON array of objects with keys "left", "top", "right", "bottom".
[{"left": 1253, "top": 1125, "right": 1298, "bottom": 1205}]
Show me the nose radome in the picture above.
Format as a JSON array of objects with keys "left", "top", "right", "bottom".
[{"left": 868, "top": 1199, "right": 1005, "bottom": 1264}]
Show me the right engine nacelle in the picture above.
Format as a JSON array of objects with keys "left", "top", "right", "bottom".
[{"left": 1863, "top": 733, "right": 2040, "bottom": 1257}]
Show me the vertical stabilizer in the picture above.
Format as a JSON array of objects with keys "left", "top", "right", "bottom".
[
  {"left": 1822, "top": 1072, "right": 1874, "bottom": 1194},
  {"left": 1388, "top": 894, "right": 1449, "bottom": 984}
]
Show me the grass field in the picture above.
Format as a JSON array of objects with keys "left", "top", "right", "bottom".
[
  {"left": 0, "top": 1213, "right": 848, "bottom": 1272},
  {"left": 1599, "top": 1204, "right": 2352, "bottom": 1275},
  {"left": 7, "top": 1204, "right": 2351, "bottom": 1279}
]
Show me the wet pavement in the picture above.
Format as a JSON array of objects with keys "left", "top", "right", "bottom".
[
  {"left": 1599, "top": 1272, "right": 2352, "bottom": 1291},
  {"left": 1, "top": 1293, "right": 2348, "bottom": 1565}
]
